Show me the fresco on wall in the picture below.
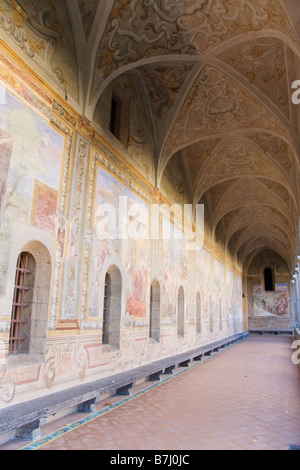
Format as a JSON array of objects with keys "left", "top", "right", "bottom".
[
  {"left": 214, "top": 259, "right": 224, "bottom": 291},
  {"left": 227, "top": 269, "right": 233, "bottom": 315},
  {"left": 162, "top": 217, "right": 188, "bottom": 317},
  {"left": 0, "top": 128, "right": 13, "bottom": 227},
  {"left": 253, "top": 283, "right": 262, "bottom": 294},
  {"left": 0, "top": 84, "right": 64, "bottom": 223},
  {"left": 88, "top": 163, "right": 149, "bottom": 319},
  {"left": 195, "top": 248, "right": 207, "bottom": 287},
  {"left": 31, "top": 180, "right": 58, "bottom": 232},
  {"left": 0, "top": 83, "right": 65, "bottom": 292},
  {"left": 253, "top": 290, "right": 289, "bottom": 316}
]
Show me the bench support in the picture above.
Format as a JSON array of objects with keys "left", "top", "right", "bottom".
[
  {"left": 193, "top": 355, "right": 202, "bottom": 362},
  {"left": 117, "top": 383, "right": 133, "bottom": 396},
  {"left": 15, "top": 420, "right": 43, "bottom": 441},
  {"left": 163, "top": 365, "right": 175, "bottom": 375},
  {"left": 179, "top": 360, "right": 190, "bottom": 368},
  {"left": 150, "top": 371, "right": 163, "bottom": 382}
]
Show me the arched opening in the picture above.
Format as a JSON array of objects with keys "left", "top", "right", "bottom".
[
  {"left": 9, "top": 252, "right": 35, "bottom": 355},
  {"left": 103, "top": 272, "right": 112, "bottom": 345},
  {"left": 264, "top": 267, "right": 274, "bottom": 292},
  {"left": 102, "top": 265, "right": 122, "bottom": 349},
  {"left": 109, "top": 87, "right": 130, "bottom": 147},
  {"left": 9, "top": 241, "right": 51, "bottom": 359},
  {"left": 177, "top": 286, "right": 185, "bottom": 337},
  {"left": 196, "top": 291, "right": 201, "bottom": 335},
  {"left": 149, "top": 280, "right": 160, "bottom": 342}
]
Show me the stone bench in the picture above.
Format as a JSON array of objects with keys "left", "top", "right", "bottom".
[{"left": 0, "top": 331, "right": 249, "bottom": 442}]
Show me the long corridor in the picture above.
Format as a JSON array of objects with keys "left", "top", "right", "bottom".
[{"left": 2, "top": 334, "right": 300, "bottom": 451}]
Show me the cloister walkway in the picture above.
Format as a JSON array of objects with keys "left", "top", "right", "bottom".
[{"left": 2, "top": 334, "right": 300, "bottom": 451}]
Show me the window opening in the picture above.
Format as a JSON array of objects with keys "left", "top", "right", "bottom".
[
  {"left": 102, "top": 266, "right": 122, "bottom": 349},
  {"left": 264, "top": 267, "right": 274, "bottom": 291},
  {"left": 109, "top": 93, "right": 130, "bottom": 146},
  {"left": 9, "top": 252, "right": 35, "bottom": 355},
  {"left": 102, "top": 272, "right": 111, "bottom": 345},
  {"left": 109, "top": 96, "right": 119, "bottom": 138}
]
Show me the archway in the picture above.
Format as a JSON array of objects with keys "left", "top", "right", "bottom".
[{"left": 102, "top": 265, "right": 122, "bottom": 349}]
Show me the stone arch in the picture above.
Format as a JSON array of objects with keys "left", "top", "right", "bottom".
[{"left": 9, "top": 240, "right": 52, "bottom": 360}]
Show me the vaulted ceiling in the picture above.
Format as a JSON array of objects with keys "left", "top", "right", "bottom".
[{"left": 1, "top": 0, "right": 300, "bottom": 273}]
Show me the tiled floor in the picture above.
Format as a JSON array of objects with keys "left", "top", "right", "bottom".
[{"left": 2, "top": 334, "right": 300, "bottom": 451}]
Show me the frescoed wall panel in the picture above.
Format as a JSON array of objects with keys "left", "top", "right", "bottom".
[
  {"left": 0, "top": 83, "right": 65, "bottom": 295},
  {"left": 0, "top": 41, "right": 251, "bottom": 417},
  {"left": 252, "top": 285, "right": 289, "bottom": 317},
  {"left": 214, "top": 259, "right": 224, "bottom": 291},
  {"left": 88, "top": 162, "right": 149, "bottom": 320},
  {"left": 0, "top": 128, "right": 12, "bottom": 226},
  {"left": 161, "top": 217, "right": 188, "bottom": 318},
  {"left": 249, "top": 277, "right": 290, "bottom": 318}
]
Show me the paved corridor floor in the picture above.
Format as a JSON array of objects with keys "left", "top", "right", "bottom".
[{"left": 2, "top": 334, "right": 300, "bottom": 451}]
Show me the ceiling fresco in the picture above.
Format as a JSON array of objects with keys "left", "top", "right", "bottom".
[{"left": 0, "top": 0, "right": 300, "bottom": 272}]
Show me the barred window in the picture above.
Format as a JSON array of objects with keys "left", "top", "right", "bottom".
[{"left": 9, "top": 252, "right": 35, "bottom": 355}]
